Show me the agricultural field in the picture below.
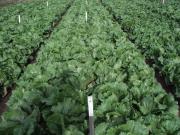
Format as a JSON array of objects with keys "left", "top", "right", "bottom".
[
  {"left": 0, "top": 0, "right": 179, "bottom": 134},
  {"left": 0, "top": 0, "right": 72, "bottom": 97},
  {"left": 102, "top": 0, "right": 180, "bottom": 97}
]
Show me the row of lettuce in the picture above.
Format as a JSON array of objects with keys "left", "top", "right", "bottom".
[
  {"left": 0, "top": 0, "right": 180, "bottom": 134},
  {"left": 102, "top": 0, "right": 180, "bottom": 97},
  {"left": 136, "top": 0, "right": 180, "bottom": 22},
  {"left": 0, "top": 0, "right": 72, "bottom": 98}
]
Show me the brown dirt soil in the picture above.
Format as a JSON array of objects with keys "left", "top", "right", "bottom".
[
  {"left": 0, "top": 0, "right": 29, "bottom": 7},
  {"left": 0, "top": 92, "right": 12, "bottom": 115}
]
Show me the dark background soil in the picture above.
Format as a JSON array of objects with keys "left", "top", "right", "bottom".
[{"left": 0, "top": 0, "right": 27, "bottom": 7}]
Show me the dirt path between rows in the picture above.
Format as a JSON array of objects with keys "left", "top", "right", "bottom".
[
  {"left": 0, "top": 0, "right": 29, "bottom": 7},
  {"left": 0, "top": 92, "right": 12, "bottom": 115}
]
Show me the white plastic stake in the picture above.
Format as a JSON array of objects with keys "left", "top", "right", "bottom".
[
  {"left": 88, "top": 96, "right": 94, "bottom": 135},
  {"left": 47, "top": 1, "right": 49, "bottom": 7},
  {"left": 18, "top": 15, "right": 21, "bottom": 23},
  {"left": 88, "top": 96, "right": 94, "bottom": 117},
  {"left": 85, "top": 11, "right": 88, "bottom": 22},
  {"left": 162, "top": 0, "right": 165, "bottom": 4}
]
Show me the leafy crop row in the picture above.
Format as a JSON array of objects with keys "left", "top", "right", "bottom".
[
  {"left": 0, "top": 0, "right": 179, "bottom": 134},
  {"left": 140, "top": 0, "right": 180, "bottom": 22},
  {"left": 0, "top": 0, "right": 72, "bottom": 98},
  {"left": 102, "top": 0, "right": 180, "bottom": 96}
]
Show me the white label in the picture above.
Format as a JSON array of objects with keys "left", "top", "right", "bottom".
[
  {"left": 18, "top": 15, "right": 21, "bottom": 23},
  {"left": 162, "top": 0, "right": 165, "bottom": 4},
  {"left": 88, "top": 96, "right": 94, "bottom": 116},
  {"left": 85, "top": 11, "right": 88, "bottom": 22},
  {"left": 47, "top": 1, "right": 49, "bottom": 6}
]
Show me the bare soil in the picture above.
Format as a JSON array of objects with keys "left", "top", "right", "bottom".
[
  {"left": 0, "top": 91, "right": 11, "bottom": 115},
  {"left": 0, "top": 0, "right": 28, "bottom": 7}
]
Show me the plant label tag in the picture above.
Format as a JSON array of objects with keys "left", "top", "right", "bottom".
[
  {"left": 85, "top": 11, "right": 88, "bottom": 22},
  {"left": 47, "top": 1, "right": 49, "bottom": 7},
  {"left": 18, "top": 15, "right": 21, "bottom": 23},
  {"left": 88, "top": 96, "right": 94, "bottom": 135},
  {"left": 88, "top": 96, "right": 94, "bottom": 116}
]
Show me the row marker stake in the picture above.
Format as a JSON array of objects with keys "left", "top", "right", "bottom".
[
  {"left": 18, "top": 15, "right": 21, "bottom": 23},
  {"left": 88, "top": 96, "right": 95, "bottom": 135},
  {"left": 85, "top": 11, "right": 88, "bottom": 22}
]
